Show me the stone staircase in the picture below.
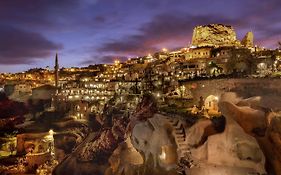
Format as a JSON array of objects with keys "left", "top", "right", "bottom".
[
  {"left": 165, "top": 117, "right": 189, "bottom": 159},
  {"left": 164, "top": 116, "right": 196, "bottom": 174}
]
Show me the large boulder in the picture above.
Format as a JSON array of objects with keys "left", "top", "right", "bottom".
[
  {"left": 131, "top": 114, "right": 178, "bottom": 170},
  {"left": 185, "top": 101, "right": 266, "bottom": 174},
  {"left": 105, "top": 138, "right": 143, "bottom": 175},
  {"left": 219, "top": 92, "right": 281, "bottom": 175}
]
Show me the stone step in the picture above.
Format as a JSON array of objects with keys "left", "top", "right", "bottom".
[
  {"left": 174, "top": 131, "right": 184, "bottom": 134},
  {"left": 178, "top": 146, "right": 189, "bottom": 150},
  {"left": 175, "top": 133, "right": 184, "bottom": 137},
  {"left": 179, "top": 150, "right": 190, "bottom": 155},
  {"left": 178, "top": 143, "right": 188, "bottom": 147},
  {"left": 180, "top": 147, "right": 189, "bottom": 150},
  {"left": 175, "top": 136, "right": 185, "bottom": 140},
  {"left": 175, "top": 130, "right": 184, "bottom": 134},
  {"left": 176, "top": 121, "right": 183, "bottom": 129},
  {"left": 176, "top": 138, "right": 185, "bottom": 142}
]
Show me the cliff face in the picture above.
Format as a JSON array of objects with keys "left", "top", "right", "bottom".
[
  {"left": 241, "top": 32, "right": 254, "bottom": 48},
  {"left": 191, "top": 24, "right": 240, "bottom": 47}
]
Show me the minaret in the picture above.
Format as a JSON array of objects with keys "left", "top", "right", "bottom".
[{"left": 54, "top": 53, "right": 59, "bottom": 88}]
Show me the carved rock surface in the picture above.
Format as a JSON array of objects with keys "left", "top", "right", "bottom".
[
  {"left": 106, "top": 138, "right": 143, "bottom": 175},
  {"left": 185, "top": 100, "right": 266, "bottom": 175},
  {"left": 219, "top": 92, "right": 281, "bottom": 175},
  {"left": 191, "top": 24, "right": 240, "bottom": 47},
  {"left": 131, "top": 114, "right": 177, "bottom": 169}
]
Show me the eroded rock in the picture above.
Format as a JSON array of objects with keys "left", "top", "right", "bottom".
[
  {"left": 106, "top": 138, "right": 143, "bottom": 175},
  {"left": 191, "top": 24, "right": 240, "bottom": 47},
  {"left": 241, "top": 31, "right": 254, "bottom": 48},
  {"left": 185, "top": 102, "right": 266, "bottom": 174},
  {"left": 219, "top": 92, "right": 281, "bottom": 175}
]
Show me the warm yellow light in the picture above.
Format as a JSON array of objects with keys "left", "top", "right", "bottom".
[
  {"left": 159, "top": 150, "right": 166, "bottom": 160},
  {"left": 162, "top": 48, "right": 167, "bottom": 52},
  {"left": 49, "top": 129, "right": 54, "bottom": 135}
]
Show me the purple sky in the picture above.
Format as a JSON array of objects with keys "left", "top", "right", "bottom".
[{"left": 0, "top": 0, "right": 281, "bottom": 73}]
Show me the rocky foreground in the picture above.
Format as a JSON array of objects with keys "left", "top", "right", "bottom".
[{"left": 53, "top": 93, "right": 281, "bottom": 175}]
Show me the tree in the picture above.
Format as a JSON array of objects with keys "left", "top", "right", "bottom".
[{"left": 278, "top": 41, "right": 281, "bottom": 49}]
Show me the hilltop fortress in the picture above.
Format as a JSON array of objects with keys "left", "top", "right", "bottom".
[{"left": 191, "top": 24, "right": 253, "bottom": 48}]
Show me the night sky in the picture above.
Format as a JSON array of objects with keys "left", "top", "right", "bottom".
[{"left": 0, "top": 0, "right": 281, "bottom": 73}]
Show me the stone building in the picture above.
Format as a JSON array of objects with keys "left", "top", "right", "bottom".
[{"left": 185, "top": 47, "right": 213, "bottom": 60}]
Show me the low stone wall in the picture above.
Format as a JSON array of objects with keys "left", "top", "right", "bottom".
[{"left": 183, "top": 78, "right": 281, "bottom": 107}]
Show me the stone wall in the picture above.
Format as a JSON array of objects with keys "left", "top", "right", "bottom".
[{"left": 183, "top": 78, "right": 281, "bottom": 107}]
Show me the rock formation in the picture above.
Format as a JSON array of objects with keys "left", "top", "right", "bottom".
[
  {"left": 76, "top": 114, "right": 128, "bottom": 163},
  {"left": 131, "top": 114, "right": 178, "bottom": 169},
  {"left": 191, "top": 24, "right": 240, "bottom": 47},
  {"left": 219, "top": 92, "right": 281, "bottom": 175},
  {"left": 105, "top": 138, "right": 143, "bottom": 175},
  {"left": 53, "top": 110, "right": 129, "bottom": 175},
  {"left": 186, "top": 115, "right": 266, "bottom": 174},
  {"left": 241, "top": 32, "right": 254, "bottom": 48}
]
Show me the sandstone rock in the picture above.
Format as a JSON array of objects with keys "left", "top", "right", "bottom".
[
  {"left": 131, "top": 114, "right": 178, "bottom": 170},
  {"left": 53, "top": 132, "right": 109, "bottom": 175},
  {"left": 186, "top": 119, "right": 214, "bottom": 147},
  {"left": 133, "top": 93, "right": 158, "bottom": 121},
  {"left": 186, "top": 102, "right": 266, "bottom": 175},
  {"left": 191, "top": 24, "right": 240, "bottom": 47},
  {"left": 219, "top": 101, "right": 267, "bottom": 135},
  {"left": 106, "top": 138, "right": 143, "bottom": 175},
  {"left": 219, "top": 92, "right": 281, "bottom": 175},
  {"left": 219, "top": 92, "right": 242, "bottom": 105},
  {"left": 262, "top": 114, "right": 281, "bottom": 174},
  {"left": 241, "top": 32, "right": 254, "bottom": 48}
]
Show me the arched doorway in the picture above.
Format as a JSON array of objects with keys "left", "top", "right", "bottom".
[{"left": 204, "top": 95, "right": 219, "bottom": 113}]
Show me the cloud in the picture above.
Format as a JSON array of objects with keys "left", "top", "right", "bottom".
[
  {"left": 94, "top": 16, "right": 107, "bottom": 23},
  {"left": 0, "top": 0, "right": 281, "bottom": 70},
  {"left": 0, "top": 25, "right": 62, "bottom": 64},
  {"left": 97, "top": 5, "right": 281, "bottom": 64},
  {"left": 0, "top": 0, "right": 80, "bottom": 30},
  {"left": 98, "top": 13, "right": 243, "bottom": 57}
]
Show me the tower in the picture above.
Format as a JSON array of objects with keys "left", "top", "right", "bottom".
[{"left": 54, "top": 53, "right": 59, "bottom": 88}]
